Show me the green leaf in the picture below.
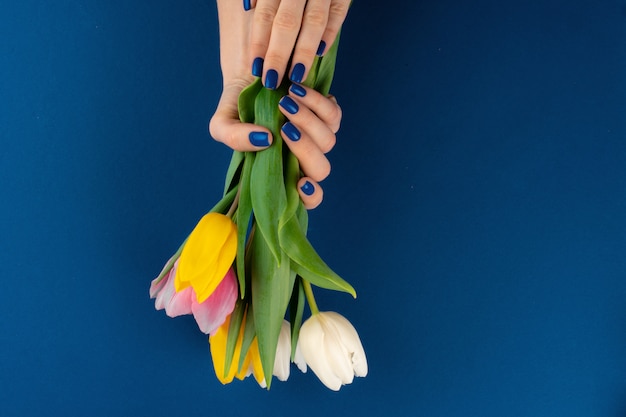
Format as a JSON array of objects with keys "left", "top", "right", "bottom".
[
  {"left": 237, "top": 303, "right": 257, "bottom": 374},
  {"left": 251, "top": 231, "right": 295, "bottom": 389},
  {"left": 238, "top": 79, "right": 263, "bottom": 123},
  {"left": 152, "top": 238, "right": 187, "bottom": 287},
  {"left": 289, "top": 278, "right": 306, "bottom": 360},
  {"left": 223, "top": 298, "right": 246, "bottom": 379},
  {"left": 296, "top": 200, "right": 309, "bottom": 233},
  {"left": 235, "top": 152, "right": 255, "bottom": 297},
  {"left": 280, "top": 216, "right": 356, "bottom": 297},
  {"left": 210, "top": 184, "right": 238, "bottom": 214},
  {"left": 223, "top": 151, "right": 244, "bottom": 196},
  {"left": 249, "top": 86, "right": 288, "bottom": 263},
  {"left": 279, "top": 151, "right": 301, "bottom": 229},
  {"left": 314, "top": 31, "right": 341, "bottom": 95}
]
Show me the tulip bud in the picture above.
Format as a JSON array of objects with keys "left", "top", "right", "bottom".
[{"left": 298, "top": 312, "right": 367, "bottom": 391}]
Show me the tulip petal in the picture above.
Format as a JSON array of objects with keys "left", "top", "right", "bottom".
[
  {"left": 150, "top": 255, "right": 178, "bottom": 298},
  {"left": 248, "top": 339, "right": 265, "bottom": 386},
  {"left": 165, "top": 285, "right": 194, "bottom": 317},
  {"left": 149, "top": 271, "right": 168, "bottom": 299},
  {"left": 293, "top": 342, "right": 307, "bottom": 373},
  {"left": 154, "top": 268, "right": 177, "bottom": 311},
  {"left": 177, "top": 213, "right": 238, "bottom": 303},
  {"left": 210, "top": 316, "right": 241, "bottom": 384},
  {"left": 319, "top": 314, "right": 354, "bottom": 386},
  {"left": 324, "top": 312, "right": 368, "bottom": 377},
  {"left": 194, "top": 227, "right": 237, "bottom": 303},
  {"left": 299, "top": 316, "right": 343, "bottom": 391},
  {"left": 273, "top": 321, "right": 291, "bottom": 381},
  {"left": 191, "top": 268, "right": 238, "bottom": 334}
]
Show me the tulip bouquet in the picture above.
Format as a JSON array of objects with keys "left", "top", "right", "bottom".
[{"left": 149, "top": 34, "right": 367, "bottom": 391}]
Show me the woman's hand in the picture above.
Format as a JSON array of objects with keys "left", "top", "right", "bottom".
[
  {"left": 278, "top": 83, "right": 341, "bottom": 209},
  {"left": 244, "top": 0, "right": 351, "bottom": 89},
  {"left": 210, "top": 0, "right": 342, "bottom": 209}
]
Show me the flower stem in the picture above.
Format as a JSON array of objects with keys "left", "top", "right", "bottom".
[
  {"left": 226, "top": 185, "right": 241, "bottom": 218},
  {"left": 302, "top": 279, "right": 319, "bottom": 315}
]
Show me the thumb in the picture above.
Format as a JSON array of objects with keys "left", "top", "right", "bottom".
[{"left": 209, "top": 84, "right": 272, "bottom": 151}]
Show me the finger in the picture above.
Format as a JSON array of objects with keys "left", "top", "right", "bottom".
[
  {"left": 317, "top": 0, "right": 351, "bottom": 56},
  {"left": 210, "top": 117, "right": 273, "bottom": 152},
  {"left": 209, "top": 87, "right": 272, "bottom": 152},
  {"left": 278, "top": 94, "right": 336, "bottom": 154},
  {"left": 280, "top": 121, "right": 330, "bottom": 182},
  {"left": 260, "top": 0, "right": 307, "bottom": 89},
  {"left": 243, "top": 0, "right": 257, "bottom": 11},
  {"left": 249, "top": 0, "right": 279, "bottom": 77},
  {"left": 298, "top": 177, "right": 324, "bottom": 210},
  {"left": 287, "top": 0, "right": 331, "bottom": 83},
  {"left": 288, "top": 84, "right": 342, "bottom": 133}
]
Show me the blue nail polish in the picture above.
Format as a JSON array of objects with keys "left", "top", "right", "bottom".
[
  {"left": 252, "top": 57, "right": 263, "bottom": 77},
  {"left": 264, "top": 69, "right": 278, "bottom": 89},
  {"left": 289, "top": 83, "right": 306, "bottom": 97},
  {"left": 290, "top": 63, "right": 305, "bottom": 83},
  {"left": 243, "top": 0, "right": 251, "bottom": 11},
  {"left": 301, "top": 181, "right": 315, "bottom": 196},
  {"left": 249, "top": 131, "right": 269, "bottom": 147},
  {"left": 316, "top": 40, "right": 326, "bottom": 56},
  {"left": 281, "top": 122, "right": 301, "bottom": 142},
  {"left": 279, "top": 96, "right": 299, "bottom": 114}
]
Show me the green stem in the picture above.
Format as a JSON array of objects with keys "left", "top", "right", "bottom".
[
  {"left": 226, "top": 185, "right": 241, "bottom": 218},
  {"left": 302, "top": 279, "right": 319, "bottom": 315}
]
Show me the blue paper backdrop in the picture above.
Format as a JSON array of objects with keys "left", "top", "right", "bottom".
[{"left": 2, "top": 1, "right": 625, "bottom": 416}]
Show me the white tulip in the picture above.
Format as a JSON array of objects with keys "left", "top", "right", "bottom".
[
  {"left": 273, "top": 320, "right": 292, "bottom": 381},
  {"left": 298, "top": 312, "right": 368, "bottom": 391}
]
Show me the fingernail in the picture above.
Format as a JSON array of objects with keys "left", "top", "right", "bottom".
[
  {"left": 301, "top": 181, "right": 315, "bottom": 196},
  {"left": 279, "top": 96, "right": 299, "bottom": 114},
  {"left": 249, "top": 131, "right": 269, "bottom": 147},
  {"left": 252, "top": 57, "right": 263, "bottom": 77},
  {"left": 289, "top": 63, "right": 305, "bottom": 83},
  {"left": 264, "top": 69, "right": 278, "bottom": 89},
  {"left": 281, "top": 122, "right": 301, "bottom": 142},
  {"left": 316, "top": 40, "right": 326, "bottom": 56},
  {"left": 289, "top": 83, "right": 306, "bottom": 97},
  {"left": 243, "top": 0, "right": 251, "bottom": 11}
]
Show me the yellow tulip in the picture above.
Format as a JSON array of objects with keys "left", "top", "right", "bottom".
[
  {"left": 175, "top": 212, "right": 237, "bottom": 303},
  {"left": 209, "top": 313, "right": 265, "bottom": 386}
]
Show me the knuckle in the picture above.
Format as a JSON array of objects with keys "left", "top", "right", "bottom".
[
  {"left": 328, "top": 104, "right": 342, "bottom": 127},
  {"left": 329, "top": 1, "right": 349, "bottom": 19},
  {"left": 319, "top": 131, "right": 336, "bottom": 154},
  {"left": 312, "top": 160, "right": 331, "bottom": 182},
  {"left": 255, "top": 7, "right": 276, "bottom": 25},
  {"left": 305, "top": 8, "right": 328, "bottom": 27},
  {"left": 274, "top": 10, "right": 300, "bottom": 31},
  {"left": 250, "top": 39, "right": 268, "bottom": 54},
  {"left": 295, "top": 44, "right": 318, "bottom": 58},
  {"left": 208, "top": 117, "right": 222, "bottom": 143}
]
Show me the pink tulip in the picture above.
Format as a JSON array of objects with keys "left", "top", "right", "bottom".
[{"left": 150, "top": 258, "right": 238, "bottom": 335}]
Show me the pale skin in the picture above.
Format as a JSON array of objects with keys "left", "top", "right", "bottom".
[
  {"left": 210, "top": 0, "right": 348, "bottom": 209},
  {"left": 244, "top": 0, "right": 351, "bottom": 87}
]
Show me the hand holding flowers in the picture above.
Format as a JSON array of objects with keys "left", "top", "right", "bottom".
[{"left": 149, "top": 1, "right": 366, "bottom": 391}]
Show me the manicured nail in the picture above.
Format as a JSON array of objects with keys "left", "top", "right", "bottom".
[
  {"left": 279, "top": 96, "right": 299, "bottom": 114},
  {"left": 290, "top": 63, "right": 305, "bottom": 83},
  {"left": 252, "top": 57, "right": 263, "bottom": 77},
  {"left": 281, "top": 122, "right": 301, "bottom": 142},
  {"left": 289, "top": 83, "right": 306, "bottom": 97},
  {"left": 264, "top": 69, "right": 278, "bottom": 89},
  {"left": 243, "top": 0, "right": 251, "bottom": 11},
  {"left": 301, "top": 181, "right": 315, "bottom": 196},
  {"left": 249, "top": 131, "right": 269, "bottom": 147},
  {"left": 316, "top": 40, "right": 326, "bottom": 56}
]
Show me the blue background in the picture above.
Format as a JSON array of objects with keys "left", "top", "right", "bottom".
[{"left": 1, "top": 1, "right": 625, "bottom": 416}]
